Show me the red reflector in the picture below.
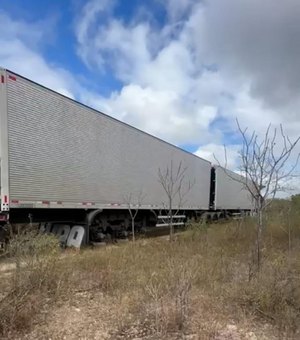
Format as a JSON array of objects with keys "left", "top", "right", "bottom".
[
  {"left": 1, "top": 75, "right": 4, "bottom": 83},
  {"left": 8, "top": 75, "right": 16, "bottom": 81},
  {"left": 42, "top": 201, "right": 50, "bottom": 204},
  {"left": 11, "top": 200, "right": 19, "bottom": 204},
  {"left": 0, "top": 215, "right": 7, "bottom": 221},
  {"left": 4, "top": 195, "right": 8, "bottom": 204}
]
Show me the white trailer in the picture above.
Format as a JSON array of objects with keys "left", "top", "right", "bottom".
[
  {"left": 0, "top": 68, "right": 212, "bottom": 221},
  {"left": 214, "top": 166, "right": 253, "bottom": 210}
]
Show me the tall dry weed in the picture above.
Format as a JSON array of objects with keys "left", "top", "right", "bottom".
[{"left": 0, "top": 232, "right": 65, "bottom": 336}]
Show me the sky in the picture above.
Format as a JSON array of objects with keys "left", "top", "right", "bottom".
[{"left": 0, "top": 0, "right": 300, "bottom": 194}]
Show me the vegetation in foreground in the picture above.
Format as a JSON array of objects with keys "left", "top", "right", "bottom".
[{"left": 0, "top": 198, "right": 300, "bottom": 339}]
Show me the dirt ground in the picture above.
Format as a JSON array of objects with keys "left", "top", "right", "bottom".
[{"left": 7, "top": 290, "right": 277, "bottom": 340}]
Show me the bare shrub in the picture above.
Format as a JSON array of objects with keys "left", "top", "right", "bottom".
[
  {"left": 124, "top": 190, "right": 146, "bottom": 242},
  {"left": 158, "top": 160, "right": 194, "bottom": 240},
  {"left": 218, "top": 121, "right": 300, "bottom": 270}
]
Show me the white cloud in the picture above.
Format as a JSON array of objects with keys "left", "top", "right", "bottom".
[
  {"left": 76, "top": 0, "right": 123, "bottom": 72},
  {"left": 0, "top": 10, "right": 44, "bottom": 48},
  {"left": 89, "top": 84, "right": 219, "bottom": 145},
  {"left": 0, "top": 11, "right": 77, "bottom": 99},
  {"left": 195, "top": 143, "right": 240, "bottom": 170},
  {"left": 2, "top": 1, "right": 299, "bottom": 146},
  {"left": 191, "top": 0, "right": 300, "bottom": 124},
  {"left": 74, "top": 2, "right": 229, "bottom": 145},
  {"left": 0, "top": 40, "right": 75, "bottom": 99}
]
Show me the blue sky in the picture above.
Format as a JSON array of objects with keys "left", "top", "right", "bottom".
[{"left": 1, "top": 0, "right": 300, "bottom": 179}]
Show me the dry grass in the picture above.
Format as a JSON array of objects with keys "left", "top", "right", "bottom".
[
  {"left": 0, "top": 201, "right": 300, "bottom": 339},
  {"left": 0, "top": 232, "right": 68, "bottom": 336}
]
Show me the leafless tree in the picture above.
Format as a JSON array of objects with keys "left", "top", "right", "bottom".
[
  {"left": 158, "top": 161, "right": 194, "bottom": 241},
  {"left": 123, "top": 191, "right": 146, "bottom": 242},
  {"left": 217, "top": 119, "right": 300, "bottom": 269}
]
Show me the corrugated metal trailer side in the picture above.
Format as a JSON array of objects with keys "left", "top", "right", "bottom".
[
  {"left": 214, "top": 166, "right": 253, "bottom": 210},
  {"left": 0, "top": 68, "right": 211, "bottom": 212}
]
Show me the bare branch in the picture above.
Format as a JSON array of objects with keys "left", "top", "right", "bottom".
[
  {"left": 123, "top": 190, "right": 146, "bottom": 242},
  {"left": 216, "top": 120, "right": 300, "bottom": 270},
  {"left": 158, "top": 161, "right": 195, "bottom": 240}
]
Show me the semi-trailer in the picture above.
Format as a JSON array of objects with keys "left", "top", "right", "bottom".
[{"left": 0, "top": 68, "right": 253, "bottom": 245}]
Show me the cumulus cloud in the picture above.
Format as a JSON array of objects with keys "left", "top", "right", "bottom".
[
  {"left": 0, "top": 11, "right": 78, "bottom": 99},
  {"left": 76, "top": 0, "right": 116, "bottom": 70},
  {"left": 90, "top": 84, "right": 219, "bottom": 144},
  {"left": 195, "top": 143, "right": 240, "bottom": 170},
  {"left": 74, "top": 1, "right": 229, "bottom": 145},
  {"left": 193, "top": 0, "right": 300, "bottom": 118}
]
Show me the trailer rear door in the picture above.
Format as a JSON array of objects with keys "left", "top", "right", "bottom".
[{"left": 0, "top": 68, "right": 9, "bottom": 212}]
